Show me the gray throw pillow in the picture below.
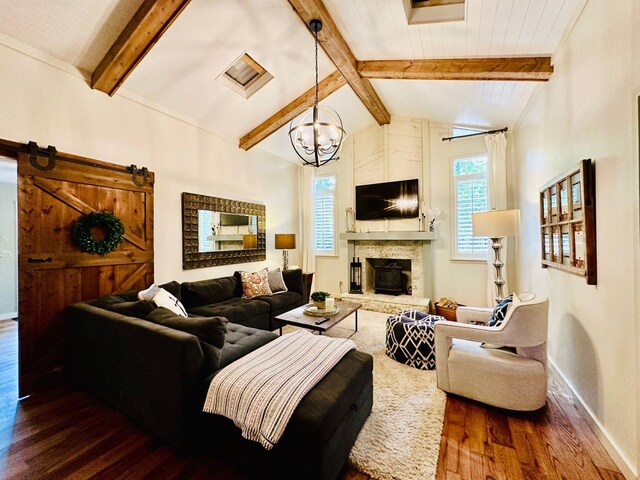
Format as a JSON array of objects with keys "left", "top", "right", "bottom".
[
  {"left": 146, "top": 308, "right": 228, "bottom": 372},
  {"left": 268, "top": 268, "right": 288, "bottom": 294}
]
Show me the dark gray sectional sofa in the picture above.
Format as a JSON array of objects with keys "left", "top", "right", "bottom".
[
  {"left": 181, "top": 268, "right": 306, "bottom": 331},
  {"left": 64, "top": 268, "right": 373, "bottom": 480}
]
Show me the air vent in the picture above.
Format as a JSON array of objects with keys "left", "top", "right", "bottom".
[
  {"left": 405, "top": 0, "right": 465, "bottom": 25},
  {"left": 218, "top": 53, "right": 273, "bottom": 99}
]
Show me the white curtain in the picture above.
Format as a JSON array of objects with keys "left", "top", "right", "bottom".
[
  {"left": 300, "top": 166, "right": 316, "bottom": 283},
  {"left": 485, "top": 132, "right": 508, "bottom": 306}
]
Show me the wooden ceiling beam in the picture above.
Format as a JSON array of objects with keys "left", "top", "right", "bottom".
[
  {"left": 91, "top": 0, "right": 192, "bottom": 96},
  {"left": 287, "top": 0, "right": 390, "bottom": 125},
  {"left": 239, "top": 71, "right": 346, "bottom": 151},
  {"left": 357, "top": 57, "right": 554, "bottom": 81}
]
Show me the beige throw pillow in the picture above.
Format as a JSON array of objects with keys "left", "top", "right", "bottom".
[{"left": 240, "top": 268, "right": 273, "bottom": 298}]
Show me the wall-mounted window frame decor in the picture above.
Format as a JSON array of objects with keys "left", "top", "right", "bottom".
[
  {"left": 182, "top": 192, "right": 266, "bottom": 269},
  {"left": 539, "top": 159, "right": 596, "bottom": 284}
]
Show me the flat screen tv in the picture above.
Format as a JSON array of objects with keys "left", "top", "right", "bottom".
[
  {"left": 355, "top": 179, "right": 419, "bottom": 221},
  {"left": 220, "top": 213, "right": 250, "bottom": 226}
]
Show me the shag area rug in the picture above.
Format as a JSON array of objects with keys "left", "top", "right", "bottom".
[{"left": 298, "top": 309, "right": 446, "bottom": 480}]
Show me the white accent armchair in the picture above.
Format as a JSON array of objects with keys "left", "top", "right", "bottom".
[{"left": 435, "top": 293, "right": 549, "bottom": 411}]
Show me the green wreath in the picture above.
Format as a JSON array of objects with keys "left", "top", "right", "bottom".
[{"left": 73, "top": 211, "right": 125, "bottom": 255}]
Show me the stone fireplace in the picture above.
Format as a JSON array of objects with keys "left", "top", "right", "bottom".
[
  {"left": 356, "top": 240, "right": 425, "bottom": 297},
  {"left": 340, "top": 231, "right": 436, "bottom": 313}
]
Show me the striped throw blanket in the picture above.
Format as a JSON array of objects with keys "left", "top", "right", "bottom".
[{"left": 202, "top": 329, "right": 355, "bottom": 449}]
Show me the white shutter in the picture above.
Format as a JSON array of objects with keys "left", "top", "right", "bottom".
[
  {"left": 452, "top": 156, "right": 489, "bottom": 259},
  {"left": 456, "top": 179, "right": 488, "bottom": 253},
  {"left": 313, "top": 175, "right": 336, "bottom": 254}
]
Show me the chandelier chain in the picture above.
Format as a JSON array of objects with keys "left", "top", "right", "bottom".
[{"left": 314, "top": 24, "right": 319, "bottom": 109}]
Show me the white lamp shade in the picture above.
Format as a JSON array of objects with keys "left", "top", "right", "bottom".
[{"left": 472, "top": 209, "right": 521, "bottom": 237}]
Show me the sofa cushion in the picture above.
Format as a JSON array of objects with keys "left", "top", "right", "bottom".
[
  {"left": 218, "top": 323, "right": 277, "bottom": 370},
  {"left": 281, "top": 268, "right": 303, "bottom": 296},
  {"left": 186, "top": 297, "right": 270, "bottom": 324},
  {"left": 181, "top": 276, "right": 238, "bottom": 307},
  {"left": 254, "top": 292, "right": 303, "bottom": 316},
  {"left": 159, "top": 281, "right": 182, "bottom": 301},
  {"left": 146, "top": 308, "right": 228, "bottom": 348},
  {"left": 102, "top": 300, "right": 156, "bottom": 319},
  {"left": 146, "top": 307, "right": 228, "bottom": 371}
]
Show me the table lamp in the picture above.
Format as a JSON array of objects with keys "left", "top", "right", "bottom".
[
  {"left": 472, "top": 209, "right": 520, "bottom": 303},
  {"left": 242, "top": 234, "right": 257, "bottom": 250},
  {"left": 274, "top": 234, "right": 296, "bottom": 270}
]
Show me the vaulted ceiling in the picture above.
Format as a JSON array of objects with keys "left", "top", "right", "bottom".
[{"left": 0, "top": 0, "right": 586, "bottom": 162}]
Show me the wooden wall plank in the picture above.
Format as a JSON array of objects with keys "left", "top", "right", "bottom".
[
  {"left": 20, "top": 251, "right": 153, "bottom": 271},
  {"left": 19, "top": 153, "right": 153, "bottom": 194}
]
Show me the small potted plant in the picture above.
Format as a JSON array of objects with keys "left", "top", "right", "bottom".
[{"left": 310, "top": 291, "right": 331, "bottom": 309}]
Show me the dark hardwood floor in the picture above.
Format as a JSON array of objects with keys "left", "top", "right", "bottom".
[{"left": 0, "top": 319, "right": 625, "bottom": 479}]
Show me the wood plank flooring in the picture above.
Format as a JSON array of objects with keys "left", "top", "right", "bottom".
[{"left": 0, "top": 319, "right": 626, "bottom": 479}]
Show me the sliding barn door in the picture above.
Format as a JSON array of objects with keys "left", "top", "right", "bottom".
[{"left": 17, "top": 148, "right": 154, "bottom": 396}]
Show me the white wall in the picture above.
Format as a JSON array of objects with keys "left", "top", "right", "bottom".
[
  {"left": 315, "top": 117, "right": 491, "bottom": 307},
  {"left": 512, "top": 0, "right": 640, "bottom": 476},
  {"left": 0, "top": 42, "right": 301, "bottom": 284},
  {"left": 0, "top": 176, "right": 18, "bottom": 318}
]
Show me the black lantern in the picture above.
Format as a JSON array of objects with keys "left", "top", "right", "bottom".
[{"left": 350, "top": 257, "right": 363, "bottom": 294}]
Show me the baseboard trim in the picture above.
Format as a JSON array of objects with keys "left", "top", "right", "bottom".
[{"left": 548, "top": 359, "right": 637, "bottom": 480}]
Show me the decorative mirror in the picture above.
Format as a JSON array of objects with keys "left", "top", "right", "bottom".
[{"left": 182, "top": 192, "right": 266, "bottom": 269}]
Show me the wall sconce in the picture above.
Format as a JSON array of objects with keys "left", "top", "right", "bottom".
[{"left": 275, "top": 234, "right": 296, "bottom": 270}]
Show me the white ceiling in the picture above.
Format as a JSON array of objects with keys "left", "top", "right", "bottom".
[{"left": 0, "top": 0, "right": 586, "bottom": 162}]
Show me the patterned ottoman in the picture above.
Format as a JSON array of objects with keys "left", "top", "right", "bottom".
[{"left": 385, "top": 310, "right": 444, "bottom": 370}]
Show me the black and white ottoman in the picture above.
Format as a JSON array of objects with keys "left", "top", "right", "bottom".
[{"left": 385, "top": 310, "right": 444, "bottom": 370}]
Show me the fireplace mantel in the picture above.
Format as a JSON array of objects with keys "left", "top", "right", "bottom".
[
  {"left": 339, "top": 231, "right": 436, "bottom": 242},
  {"left": 341, "top": 231, "right": 435, "bottom": 299}
]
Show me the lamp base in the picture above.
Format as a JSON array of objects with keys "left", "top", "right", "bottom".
[
  {"left": 282, "top": 250, "right": 289, "bottom": 271},
  {"left": 490, "top": 237, "right": 505, "bottom": 304}
]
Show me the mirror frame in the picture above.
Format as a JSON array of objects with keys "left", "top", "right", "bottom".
[{"left": 182, "top": 192, "right": 266, "bottom": 269}]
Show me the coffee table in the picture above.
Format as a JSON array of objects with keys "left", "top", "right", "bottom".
[{"left": 276, "top": 300, "right": 362, "bottom": 336}]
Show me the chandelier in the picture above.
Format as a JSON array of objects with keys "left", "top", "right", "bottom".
[{"left": 289, "top": 19, "right": 345, "bottom": 167}]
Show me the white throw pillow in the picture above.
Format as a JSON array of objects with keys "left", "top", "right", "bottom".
[
  {"left": 138, "top": 283, "right": 160, "bottom": 301},
  {"left": 152, "top": 287, "right": 188, "bottom": 317}
]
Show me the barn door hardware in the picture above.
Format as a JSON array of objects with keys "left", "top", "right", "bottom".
[
  {"left": 27, "top": 257, "right": 53, "bottom": 263},
  {"left": 28, "top": 141, "right": 57, "bottom": 171},
  {"left": 128, "top": 164, "right": 149, "bottom": 187}
]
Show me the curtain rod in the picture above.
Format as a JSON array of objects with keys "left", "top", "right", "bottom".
[{"left": 442, "top": 127, "right": 508, "bottom": 142}]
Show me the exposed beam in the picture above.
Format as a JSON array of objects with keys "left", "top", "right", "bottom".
[
  {"left": 91, "top": 0, "right": 192, "bottom": 96},
  {"left": 287, "top": 0, "right": 390, "bottom": 125},
  {"left": 357, "top": 57, "right": 554, "bottom": 81},
  {"left": 239, "top": 71, "right": 346, "bottom": 151}
]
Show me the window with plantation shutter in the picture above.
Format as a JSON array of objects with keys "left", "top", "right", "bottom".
[
  {"left": 314, "top": 175, "right": 336, "bottom": 255},
  {"left": 452, "top": 155, "right": 488, "bottom": 259}
]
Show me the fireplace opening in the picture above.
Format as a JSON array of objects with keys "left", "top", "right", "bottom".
[{"left": 369, "top": 258, "right": 412, "bottom": 295}]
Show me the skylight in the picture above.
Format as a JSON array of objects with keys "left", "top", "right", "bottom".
[
  {"left": 218, "top": 53, "right": 273, "bottom": 99},
  {"left": 405, "top": 0, "right": 465, "bottom": 25}
]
